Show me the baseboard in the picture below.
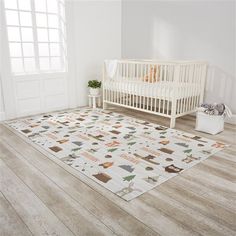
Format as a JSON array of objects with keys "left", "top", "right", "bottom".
[
  {"left": 189, "top": 112, "right": 236, "bottom": 125},
  {"left": 0, "top": 111, "right": 5, "bottom": 121}
]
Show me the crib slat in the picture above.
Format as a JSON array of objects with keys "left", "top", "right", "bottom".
[
  {"left": 190, "top": 64, "right": 195, "bottom": 110},
  {"left": 150, "top": 92, "right": 153, "bottom": 112},
  {"left": 117, "top": 63, "right": 120, "bottom": 104},
  {"left": 111, "top": 82, "right": 114, "bottom": 103},
  {"left": 135, "top": 64, "right": 139, "bottom": 108},
  {"left": 194, "top": 64, "right": 198, "bottom": 109},
  {"left": 186, "top": 65, "right": 190, "bottom": 112},
  {"left": 160, "top": 64, "right": 163, "bottom": 82},
  {"left": 197, "top": 65, "right": 202, "bottom": 108},
  {"left": 167, "top": 65, "right": 172, "bottom": 114},
  {"left": 180, "top": 66, "right": 184, "bottom": 114},
  {"left": 125, "top": 63, "right": 127, "bottom": 106},
  {"left": 127, "top": 63, "right": 129, "bottom": 106},
  {"left": 158, "top": 65, "right": 162, "bottom": 113},
  {"left": 142, "top": 64, "right": 145, "bottom": 109},
  {"left": 191, "top": 64, "right": 195, "bottom": 111},
  {"left": 193, "top": 64, "right": 198, "bottom": 110},
  {"left": 198, "top": 65, "right": 203, "bottom": 106},
  {"left": 166, "top": 65, "right": 172, "bottom": 115},
  {"left": 121, "top": 63, "right": 124, "bottom": 105},
  {"left": 166, "top": 66, "right": 169, "bottom": 115},
  {"left": 130, "top": 64, "right": 132, "bottom": 107},
  {"left": 189, "top": 64, "right": 194, "bottom": 111},
  {"left": 131, "top": 64, "right": 134, "bottom": 107},
  {"left": 179, "top": 65, "right": 183, "bottom": 114},
  {"left": 183, "top": 65, "right": 187, "bottom": 114},
  {"left": 146, "top": 64, "right": 150, "bottom": 110},
  {"left": 192, "top": 65, "right": 196, "bottom": 110},
  {"left": 151, "top": 64, "right": 154, "bottom": 83},
  {"left": 154, "top": 98, "right": 157, "bottom": 113},
  {"left": 163, "top": 65, "right": 167, "bottom": 114}
]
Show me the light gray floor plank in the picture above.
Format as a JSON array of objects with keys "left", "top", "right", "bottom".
[
  {"left": 144, "top": 190, "right": 232, "bottom": 236},
  {"left": 0, "top": 126, "right": 158, "bottom": 236},
  {"left": 203, "top": 156, "right": 236, "bottom": 176},
  {"left": 173, "top": 175, "right": 236, "bottom": 212},
  {"left": 0, "top": 192, "right": 33, "bottom": 236},
  {"left": 0, "top": 158, "right": 75, "bottom": 236},
  {"left": 183, "top": 167, "right": 236, "bottom": 199},
  {"left": 0, "top": 141, "right": 116, "bottom": 236},
  {"left": 0, "top": 108, "right": 235, "bottom": 236},
  {"left": 153, "top": 182, "right": 235, "bottom": 235}
]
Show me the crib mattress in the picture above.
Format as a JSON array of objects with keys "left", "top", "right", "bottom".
[{"left": 104, "top": 80, "right": 201, "bottom": 99}]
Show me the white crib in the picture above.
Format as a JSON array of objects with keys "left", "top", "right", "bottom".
[{"left": 103, "top": 60, "right": 207, "bottom": 128}]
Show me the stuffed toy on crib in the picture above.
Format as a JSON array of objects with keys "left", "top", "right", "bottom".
[{"left": 143, "top": 65, "right": 161, "bottom": 83}]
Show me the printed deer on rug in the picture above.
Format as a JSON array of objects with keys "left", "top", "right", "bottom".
[{"left": 116, "top": 182, "right": 142, "bottom": 197}]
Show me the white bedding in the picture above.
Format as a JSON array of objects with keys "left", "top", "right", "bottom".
[{"left": 104, "top": 79, "right": 201, "bottom": 99}]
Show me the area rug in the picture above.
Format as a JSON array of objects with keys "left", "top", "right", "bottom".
[{"left": 4, "top": 108, "right": 227, "bottom": 201}]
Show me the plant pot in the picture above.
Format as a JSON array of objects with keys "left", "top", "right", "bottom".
[{"left": 89, "top": 88, "right": 100, "bottom": 96}]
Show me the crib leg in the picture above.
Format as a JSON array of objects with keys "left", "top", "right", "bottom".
[
  {"left": 170, "top": 117, "right": 176, "bottom": 128},
  {"left": 170, "top": 98, "right": 177, "bottom": 128},
  {"left": 103, "top": 101, "right": 108, "bottom": 110}
]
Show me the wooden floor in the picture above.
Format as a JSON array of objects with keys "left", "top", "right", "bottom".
[{"left": 0, "top": 107, "right": 235, "bottom": 236}]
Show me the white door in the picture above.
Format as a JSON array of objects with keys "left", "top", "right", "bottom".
[{"left": 0, "top": 0, "right": 69, "bottom": 119}]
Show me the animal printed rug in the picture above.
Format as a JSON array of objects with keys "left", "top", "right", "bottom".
[{"left": 5, "top": 108, "right": 227, "bottom": 201}]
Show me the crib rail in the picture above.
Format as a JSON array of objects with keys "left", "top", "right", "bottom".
[{"left": 103, "top": 59, "right": 207, "bottom": 128}]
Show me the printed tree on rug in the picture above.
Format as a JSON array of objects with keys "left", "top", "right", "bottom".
[{"left": 123, "top": 175, "right": 136, "bottom": 182}]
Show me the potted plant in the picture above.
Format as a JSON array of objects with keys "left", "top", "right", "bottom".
[{"left": 88, "top": 80, "right": 102, "bottom": 96}]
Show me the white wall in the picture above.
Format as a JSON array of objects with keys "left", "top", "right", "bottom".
[
  {"left": 68, "top": 0, "right": 121, "bottom": 107},
  {"left": 122, "top": 0, "right": 236, "bottom": 116}
]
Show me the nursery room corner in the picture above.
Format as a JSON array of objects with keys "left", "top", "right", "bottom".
[{"left": 0, "top": 0, "right": 235, "bottom": 236}]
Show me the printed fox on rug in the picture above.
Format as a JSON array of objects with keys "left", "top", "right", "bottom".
[{"left": 5, "top": 108, "right": 227, "bottom": 201}]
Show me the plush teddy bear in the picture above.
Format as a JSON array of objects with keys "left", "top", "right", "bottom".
[{"left": 143, "top": 65, "right": 160, "bottom": 83}]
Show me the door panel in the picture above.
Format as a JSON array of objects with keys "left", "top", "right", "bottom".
[
  {"left": 18, "top": 97, "right": 41, "bottom": 115},
  {"left": 14, "top": 73, "right": 68, "bottom": 117},
  {"left": 16, "top": 80, "right": 40, "bottom": 99}
]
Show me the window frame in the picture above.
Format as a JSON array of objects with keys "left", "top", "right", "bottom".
[{"left": 3, "top": 0, "right": 66, "bottom": 75}]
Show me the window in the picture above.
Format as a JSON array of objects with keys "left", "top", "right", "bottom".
[{"left": 4, "top": 0, "right": 66, "bottom": 75}]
